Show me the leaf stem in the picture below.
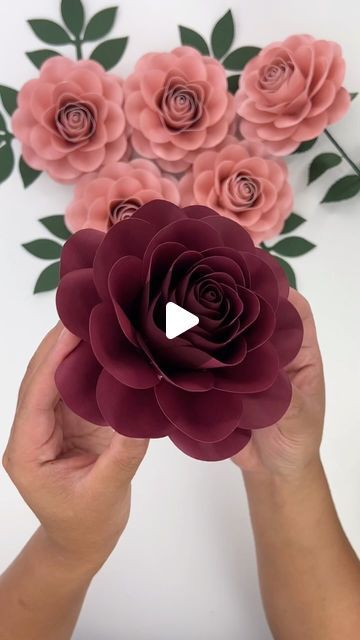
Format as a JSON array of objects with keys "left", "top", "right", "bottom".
[
  {"left": 73, "top": 38, "right": 83, "bottom": 60},
  {"left": 324, "top": 129, "right": 360, "bottom": 177},
  {"left": 0, "top": 131, "right": 14, "bottom": 143}
]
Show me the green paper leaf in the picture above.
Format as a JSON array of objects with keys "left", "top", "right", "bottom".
[
  {"left": 273, "top": 256, "right": 297, "bottom": 289},
  {"left": 321, "top": 175, "right": 360, "bottom": 203},
  {"left": 28, "top": 19, "right": 72, "bottom": 45},
  {"left": 26, "top": 49, "right": 61, "bottom": 69},
  {"left": 292, "top": 138, "right": 318, "bottom": 154},
  {"left": 270, "top": 237, "right": 316, "bottom": 257},
  {"left": 61, "top": 0, "right": 84, "bottom": 37},
  {"left": 23, "top": 239, "right": 62, "bottom": 260},
  {"left": 0, "top": 85, "right": 18, "bottom": 116},
  {"left": 34, "top": 262, "right": 60, "bottom": 294},
  {"left": 280, "top": 213, "right": 306, "bottom": 235},
  {"left": 39, "top": 215, "right": 71, "bottom": 240},
  {"left": 350, "top": 92, "right": 358, "bottom": 101},
  {"left": 227, "top": 74, "right": 240, "bottom": 94},
  {"left": 178, "top": 26, "right": 209, "bottom": 55},
  {"left": 84, "top": 7, "right": 118, "bottom": 41},
  {"left": 308, "top": 152, "right": 342, "bottom": 184},
  {"left": 211, "top": 10, "right": 234, "bottom": 59},
  {"left": 19, "top": 156, "right": 42, "bottom": 187},
  {"left": 0, "top": 142, "right": 14, "bottom": 183},
  {"left": 223, "top": 46, "right": 261, "bottom": 71},
  {"left": 90, "top": 37, "right": 128, "bottom": 70}
]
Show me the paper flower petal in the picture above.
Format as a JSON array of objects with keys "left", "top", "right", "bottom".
[
  {"left": 96, "top": 370, "right": 171, "bottom": 438},
  {"left": 55, "top": 341, "right": 107, "bottom": 425}
]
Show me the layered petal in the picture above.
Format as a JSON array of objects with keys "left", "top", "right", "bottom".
[
  {"left": 155, "top": 382, "right": 244, "bottom": 442},
  {"left": 96, "top": 371, "right": 171, "bottom": 437},
  {"left": 55, "top": 341, "right": 106, "bottom": 425}
]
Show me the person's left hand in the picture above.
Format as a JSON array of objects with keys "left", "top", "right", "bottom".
[{"left": 2, "top": 325, "right": 149, "bottom": 577}]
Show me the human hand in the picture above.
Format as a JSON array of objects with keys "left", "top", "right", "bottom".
[
  {"left": 232, "top": 290, "right": 325, "bottom": 478},
  {"left": 2, "top": 325, "right": 149, "bottom": 577}
]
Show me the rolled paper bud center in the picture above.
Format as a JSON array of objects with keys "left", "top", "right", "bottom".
[
  {"left": 259, "top": 54, "right": 294, "bottom": 91},
  {"left": 222, "top": 172, "right": 261, "bottom": 211},
  {"left": 56, "top": 101, "right": 96, "bottom": 143},
  {"left": 197, "top": 280, "right": 223, "bottom": 306},
  {"left": 157, "top": 73, "right": 204, "bottom": 132},
  {"left": 108, "top": 197, "right": 142, "bottom": 226}
]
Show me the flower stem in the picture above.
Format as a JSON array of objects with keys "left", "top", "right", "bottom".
[
  {"left": 74, "top": 38, "right": 83, "bottom": 61},
  {"left": 324, "top": 129, "right": 360, "bottom": 177}
]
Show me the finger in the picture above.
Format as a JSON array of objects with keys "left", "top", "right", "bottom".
[
  {"left": 91, "top": 433, "right": 149, "bottom": 492},
  {"left": 288, "top": 289, "right": 320, "bottom": 350},
  {"left": 17, "top": 323, "right": 63, "bottom": 405},
  {"left": 15, "top": 328, "right": 80, "bottom": 425},
  {"left": 286, "top": 290, "right": 323, "bottom": 372}
]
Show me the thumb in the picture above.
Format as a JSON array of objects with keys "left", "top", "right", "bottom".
[{"left": 92, "top": 433, "right": 149, "bottom": 491}]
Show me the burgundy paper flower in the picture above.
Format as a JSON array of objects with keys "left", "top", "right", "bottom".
[
  {"left": 124, "top": 47, "right": 235, "bottom": 173},
  {"left": 55, "top": 200, "right": 303, "bottom": 461},
  {"left": 236, "top": 35, "right": 350, "bottom": 155},
  {"left": 12, "top": 57, "right": 128, "bottom": 183}
]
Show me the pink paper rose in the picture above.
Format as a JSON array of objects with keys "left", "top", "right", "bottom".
[
  {"left": 236, "top": 35, "right": 350, "bottom": 155},
  {"left": 179, "top": 139, "right": 293, "bottom": 243},
  {"left": 124, "top": 47, "right": 235, "bottom": 173},
  {"left": 65, "top": 159, "right": 180, "bottom": 232},
  {"left": 12, "top": 57, "right": 128, "bottom": 183}
]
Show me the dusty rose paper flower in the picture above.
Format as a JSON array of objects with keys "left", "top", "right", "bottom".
[
  {"left": 65, "top": 159, "right": 180, "bottom": 232},
  {"left": 12, "top": 57, "right": 128, "bottom": 183},
  {"left": 236, "top": 35, "right": 350, "bottom": 155},
  {"left": 124, "top": 47, "right": 235, "bottom": 173},
  {"left": 179, "top": 138, "right": 293, "bottom": 243},
  {"left": 55, "top": 200, "right": 302, "bottom": 462}
]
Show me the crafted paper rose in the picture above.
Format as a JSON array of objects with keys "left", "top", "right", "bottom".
[
  {"left": 179, "top": 139, "right": 293, "bottom": 243},
  {"left": 236, "top": 35, "right": 350, "bottom": 155},
  {"left": 65, "top": 159, "right": 180, "bottom": 232},
  {"left": 124, "top": 47, "right": 235, "bottom": 173},
  {"left": 12, "top": 57, "right": 128, "bottom": 183},
  {"left": 55, "top": 200, "right": 303, "bottom": 462}
]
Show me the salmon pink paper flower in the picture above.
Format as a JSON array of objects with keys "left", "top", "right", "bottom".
[
  {"left": 124, "top": 47, "right": 235, "bottom": 173},
  {"left": 55, "top": 200, "right": 303, "bottom": 462},
  {"left": 236, "top": 35, "right": 350, "bottom": 155},
  {"left": 65, "top": 159, "right": 180, "bottom": 232},
  {"left": 12, "top": 57, "right": 128, "bottom": 183},
  {"left": 179, "top": 139, "right": 293, "bottom": 243}
]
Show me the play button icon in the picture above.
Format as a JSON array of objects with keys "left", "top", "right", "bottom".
[{"left": 165, "top": 302, "right": 199, "bottom": 340}]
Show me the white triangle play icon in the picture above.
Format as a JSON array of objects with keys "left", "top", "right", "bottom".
[{"left": 165, "top": 302, "right": 199, "bottom": 340}]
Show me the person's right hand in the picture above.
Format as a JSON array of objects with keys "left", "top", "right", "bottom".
[
  {"left": 2, "top": 325, "right": 149, "bottom": 578},
  {"left": 232, "top": 290, "right": 325, "bottom": 478}
]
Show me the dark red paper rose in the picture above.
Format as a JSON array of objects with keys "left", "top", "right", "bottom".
[{"left": 55, "top": 200, "right": 303, "bottom": 461}]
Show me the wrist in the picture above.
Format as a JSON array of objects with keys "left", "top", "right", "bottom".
[
  {"left": 242, "top": 457, "right": 334, "bottom": 547},
  {"left": 242, "top": 455, "right": 325, "bottom": 500},
  {"left": 34, "top": 528, "right": 100, "bottom": 584}
]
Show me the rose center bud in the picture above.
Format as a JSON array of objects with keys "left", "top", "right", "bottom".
[
  {"left": 222, "top": 172, "right": 261, "bottom": 211},
  {"left": 157, "top": 74, "right": 203, "bottom": 133},
  {"left": 198, "top": 281, "right": 223, "bottom": 305},
  {"left": 259, "top": 55, "right": 294, "bottom": 91},
  {"left": 108, "top": 197, "right": 142, "bottom": 227},
  {"left": 56, "top": 101, "right": 96, "bottom": 143}
]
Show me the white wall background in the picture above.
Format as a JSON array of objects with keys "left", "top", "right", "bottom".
[{"left": 0, "top": 1, "right": 359, "bottom": 638}]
